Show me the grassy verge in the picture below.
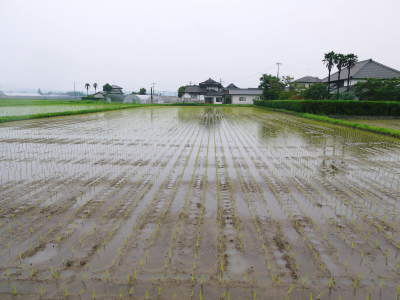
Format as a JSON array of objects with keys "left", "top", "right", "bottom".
[
  {"left": 0, "top": 104, "right": 145, "bottom": 124},
  {"left": 0, "top": 98, "right": 103, "bottom": 106},
  {"left": 256, "top": 106, "right": 400, "bottom": 138}
]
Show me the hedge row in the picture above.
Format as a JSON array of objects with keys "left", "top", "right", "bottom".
[{"left": 254, "top": 100, "right": 400, "bottom": 116}]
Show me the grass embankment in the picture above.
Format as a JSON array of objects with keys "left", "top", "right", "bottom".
[
  {"left": 254, "top": 100, "right": 400, "bottom": 138},
  {"left": 0, "top": 103, "right": 145, "bottom": 123},
  {"left": 0, "top": 98, "right": 97, "bottom": 106}
]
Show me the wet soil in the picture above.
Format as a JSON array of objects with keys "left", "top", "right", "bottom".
[{"left": 0, "top": 107, "right": 399, "bottom": 299}]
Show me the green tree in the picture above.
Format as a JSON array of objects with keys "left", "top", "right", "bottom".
[
  {"left": 333, "top": 53, "right": 346, "bottom": 99},
  {"left": 103, "top": 83, "right": 112, "bottom": 93},
  {"left": 93, "top": 82, "right": 98, "bottom": 93},
  {"left": 139, "top": 88, "right": 146, "bottom": 95},
  {"left": 258, "top": 74, "right": 285, "bottom": 100},
  {"left": 343, "top": 54, "right": 358, "bottom": 92},
  {"left": 178, "top": 86, "right": 187, "bottom": 98},
  {"left": 323, "top": 51, "right": 336, "bottom": 94},
  {"left": 353, "top": 78, "right": 400, "bottom": 100},
  {"left": 301, "top": 83, "right": 330, "bottom": 100},
  {"left": 85, "top": 83, "right": 90, "bottom": 96}
]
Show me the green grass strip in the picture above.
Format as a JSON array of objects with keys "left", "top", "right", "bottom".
[
  {"left": 0, "top": 105, "right": 145, "bottom": 124},
  {"left": 256, "top": 106, "right": 400, "bottom": 138}
]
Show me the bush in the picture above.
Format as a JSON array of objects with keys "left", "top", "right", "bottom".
[
  {"left": 300, "top": 83, "right": 330, "bottom": 100},
  {"left": 353, "top": 78, "right": 400, "bottom": 101},
  {"left": 253, "top": 100, "right": 400, "bottom": 116},
  {"left": 339, "top": 92, "right": 356, "bottom": 100}
]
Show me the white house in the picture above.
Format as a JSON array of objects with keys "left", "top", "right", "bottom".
[{"left": 226, "top": 88, "right": 262, "bottom": 104}]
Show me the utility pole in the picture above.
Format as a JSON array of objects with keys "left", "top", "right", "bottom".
[
  {"left": 73, "top": 81, "right": 76, "bottom": 98},
  {"left": 150, "top": 82, "right": 156, "bottom": 104},
  {"left": 276, "top": 62, "right": 282, "bottom": 78}
]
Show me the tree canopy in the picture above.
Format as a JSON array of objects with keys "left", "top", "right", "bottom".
[
  {"left": 178, "top": 86, "right": 187, "bottom": 98},
  {"left": 139, "top": 88, "right": 147, "bottom": 95},
  {"left": 258, "top": 74, "right": 285, "bottom": 100},
  {"left": 103, "top": 83, "right": 112, "bottom": 92}
]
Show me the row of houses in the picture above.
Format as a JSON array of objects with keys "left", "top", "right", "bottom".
[
  {"left": 294, "top": 59, "right": 400, "bottom": 92},
  {"left": 182, "top": 78, "right": 262, "bottom": 104}
]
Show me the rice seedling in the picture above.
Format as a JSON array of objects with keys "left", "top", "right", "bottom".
[{"left": 1, "top": 106, "right": 399, "bottom": 298}]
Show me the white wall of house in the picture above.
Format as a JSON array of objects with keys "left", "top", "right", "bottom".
[{"left": 231, "top": 95, "right": 259, "bottom": 104}]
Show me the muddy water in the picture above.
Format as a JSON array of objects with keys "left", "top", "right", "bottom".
[{"left": 0, "top": 107, "right": 399, "bottom": 299}]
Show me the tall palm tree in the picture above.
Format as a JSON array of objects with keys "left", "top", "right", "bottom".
[
  {"left": 85, "top": 83, "right": 90, "bottom": 96},
  {"left": 333, "top": 53, "right": 346, "bottom": 99},
  {"left": 93, "top": 83, "right": 98, "bottom": 93},
  {"left": 343, "top": 54, "right": 358, "bottom": 92},
  {"left": 323, "top": 51, "right": 336, "bottom": 95}
]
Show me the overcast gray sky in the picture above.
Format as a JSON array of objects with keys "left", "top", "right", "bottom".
[{"left": 1, "top": 0, "right": 399, "bottom": 93}]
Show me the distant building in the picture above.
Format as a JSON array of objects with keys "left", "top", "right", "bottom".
[
  {"left": 182, "top": 78, "right": 262, "bottom": 104},
  {"left": 109, "top": 85, "right": 124, "bottom": 95},
  {"left": 322, "top": 59, "right": 400, "bottom": 92},
  {"left": 293, "top": 76, "right": 322, "bottom": 89}
]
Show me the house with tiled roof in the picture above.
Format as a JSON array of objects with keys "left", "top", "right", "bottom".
[
  {"left": 322, "top": 59, "right": 400, "bottom": 91},
  {"left": 293, "top": 76, "right": 322, "bottom": 89},
  {"left": 182, "top": 78, "right": 262, "bottom": 104}
]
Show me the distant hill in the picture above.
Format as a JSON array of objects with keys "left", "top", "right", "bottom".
[{"left": 0, "top": 90, "right": 6, "bottom": 97}]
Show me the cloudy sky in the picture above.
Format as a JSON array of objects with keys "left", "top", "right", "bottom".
[{"left": 1, "top": 0, "right": 399, "bottom": 93}]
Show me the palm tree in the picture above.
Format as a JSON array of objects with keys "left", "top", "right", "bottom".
[
  {"left": 343, "top": 54, "right": 358, "bottom": 92},
  {"left": 85, "top": 83, "right": 90, "bottom": 96},
  {"left": 333, "top": 53, "right": 346, "bottom": 99},
  {"left": 93, "top": 83, "right": 98, "bottom": 93},
  {"left": 323, "top": 51, "right": 336, "bottom": 95}
]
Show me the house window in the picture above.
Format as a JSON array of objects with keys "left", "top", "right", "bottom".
[
  {"left": 215, "top": 97, "right": 222, "bottom": 102},
  {"left": 239, "top": 97, "right": 246, "bottom": 101}
]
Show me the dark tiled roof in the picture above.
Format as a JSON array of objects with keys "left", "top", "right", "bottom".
[
  {"left": 294, "top": 76, "right": 321, "bottom": 83},
  {"left": 226, "top": 83, "right": 239, "bottom": 89},
  {"left": 322, "top": 59, "right": 400, "bottom": 82},
  {"left": 205, "top": 90, "right": 225, "bottom": 96},
  {"left": 199, "top": 78, "right": 222, "bottom": 87}
]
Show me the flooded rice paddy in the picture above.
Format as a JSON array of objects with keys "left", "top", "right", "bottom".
[
  {"left": 0, "top": 106, "right": 399, "bottom": 299},
  {"left": 0, "top": 105, "right": 113, "bottom": 117}
]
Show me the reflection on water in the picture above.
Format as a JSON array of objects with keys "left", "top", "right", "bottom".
[{"left": 0, "top": 106, "right": 399, "bottom": 299}]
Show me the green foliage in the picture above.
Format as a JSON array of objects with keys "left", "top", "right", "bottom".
[
  {"left": 300, "top": 83, "right": 330, "bottom": 100},
  {"left": 139, "top": 88, "right": 147, "bottom": 95},
  {"left": 258, "top": 74, "right": 285, "bottom": 100},
  {"left": 103, "top": 83, "right": 113, "bottom": 92},
  {"left": 339, "top": 92, "right": 356, "bottom": 100},
  {"left": 353, "top": 78, "right": 400, "bottom": 101},
  {"left": 178, "top": 86, "right": 187, "bottom": 98},
  {"left": 254, "top": 100, "right": 400, "bottom": 116}
]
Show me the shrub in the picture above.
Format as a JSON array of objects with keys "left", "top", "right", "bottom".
[
  {"left": 300, "top": 83, "right": 330, "bottom": 100},
  {"left": 353, "top": 78, "right": 400, "bottom": 101},
  {"left": 254, "top": 100, "right": 400, "bottom": 116}
]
